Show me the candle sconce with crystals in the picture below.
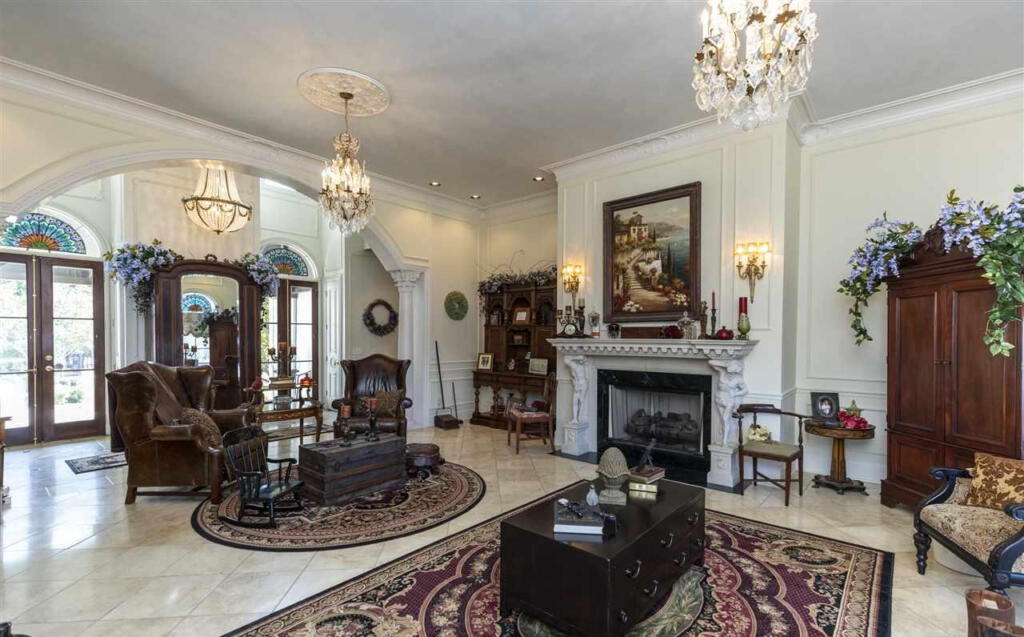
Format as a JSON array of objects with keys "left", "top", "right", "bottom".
[
  {"left": 266, "top": 342, "right": 298, "bottom": 402},
  {"left": 736, "top": 242, "right": 769, "bottom": 302}
]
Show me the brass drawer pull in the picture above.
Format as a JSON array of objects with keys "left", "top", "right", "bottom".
[
  {"left": 624, "top": 559, "right": 642, "bottom": 579},
  {"left": 643, "top": 579, "right": 660, "bottom": 597},
  {"left": 661, "top": 532, "right": 675, "bottom": 549},
  {"left": 619, "top": 610, "right": 629, "bottom": 624},
  {"left": 673, "top": 551, "right": 690, "bottom": 567},
  {"left": 687, "top": 511, "right": 701, "bottom": 525}
]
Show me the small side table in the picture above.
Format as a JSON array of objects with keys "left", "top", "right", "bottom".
[{"left": 804, "top": 420, "right": 875, "bottom": 495}]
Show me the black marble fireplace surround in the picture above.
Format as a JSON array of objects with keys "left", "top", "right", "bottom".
[{"left": 597, "top": 369, "right": 712, "bottom": 485}]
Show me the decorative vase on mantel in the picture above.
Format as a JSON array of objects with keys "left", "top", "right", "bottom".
[{"left": 737, "top": 313, "right": 751, "bottom": 340}]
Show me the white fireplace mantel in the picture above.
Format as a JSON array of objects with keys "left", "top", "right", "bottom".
[{"left": 549, "top": 337, "right": 758, "bottom": 488}]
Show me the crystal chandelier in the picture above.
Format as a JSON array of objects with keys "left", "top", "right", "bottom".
[
  {"left": 692, "top": 0, "right": 818, "bottom": 131},
  {"left": 181, "top": 166, "right": 252, "bottom": 234},
  {"left": 319, "top": 92, "right": 374, "bottom": 236}
]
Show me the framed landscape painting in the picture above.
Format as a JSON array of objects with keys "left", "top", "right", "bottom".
[{"left": 603, "top": 182, "right": 701, "bottom": 323}]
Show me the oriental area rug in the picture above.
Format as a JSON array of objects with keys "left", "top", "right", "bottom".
[
  {"left": 191, "top": 463, "right": 485, "bottom": 551},
  {"left": 228, "top": 507, "right": 893, "bottom": 636}
]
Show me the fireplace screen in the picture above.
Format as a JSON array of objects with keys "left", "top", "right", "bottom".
[{"left": 607, "top": 385, "right": 704, "bottom": 455}]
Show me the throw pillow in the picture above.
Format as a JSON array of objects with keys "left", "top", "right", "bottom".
[
  {"left": 966, "top": 452, "right": 1024, "bottom": 510},
  {"left": 373, "top": 390, "right": 405, "bottom": 417},
  {"left": 177, "top": 408, "right": 222, "bottom": 450}
]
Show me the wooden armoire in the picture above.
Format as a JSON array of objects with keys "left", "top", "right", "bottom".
[{"left": 881, "top": 228, "right": 1023, "bottom": 508}]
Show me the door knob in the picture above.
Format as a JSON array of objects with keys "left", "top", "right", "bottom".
[
  {"left": 44, "top": 365, "right": 54, "bottom": 372},
  {"left": 44, "top": 354, "right": 53, "bottom": 362}
]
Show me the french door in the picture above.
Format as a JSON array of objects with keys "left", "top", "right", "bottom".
[
  {"left": 0, "top": 254, "right": 105, "bottom": 445},
  {"left": 261, "top": 279, "right": 319, "bottom": 398}
]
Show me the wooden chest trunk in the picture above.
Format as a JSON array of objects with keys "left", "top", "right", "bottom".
[
  {"left": 500, "top": 480, "right": 705, "bottom": 637},
  {"left": 298, "top": 435, "right": 406, "bottom": 506}
]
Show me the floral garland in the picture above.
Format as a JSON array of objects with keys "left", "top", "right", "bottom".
[
  {"left": 228, "top": 252, "right": 281, "bottom": 329},
  {"left": 840, "top": 186, "right": 1024, "bottom": 356},
  {"left": 363, "top": 299, "right": 398, "bottom": 336},
  {"left": 477, "top": 264, "right": 558, "bottom": 297},
  {"left": 103, "top": 239, "right": 182, "bottom": 312}
]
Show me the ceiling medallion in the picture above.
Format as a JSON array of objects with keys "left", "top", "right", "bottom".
[
  {"left": 299, "top": 68, "right": 389, "bottom": 236},
  {"left": 692, "top": 0, "right": 818, "bottom": 131},
  {"left": 181, "top": 166, "right": 252, "bottom": 234}
]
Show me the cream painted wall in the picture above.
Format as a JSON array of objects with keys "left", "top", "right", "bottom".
[
  {"left": 479, "top": 211, "right": 558, "bottom": 276},
  {"left": 793, "top": 98, "right": 1024, "bottom": 482},
  {"left": 344, "top": 245, "right": 399, "bottom": 359}
]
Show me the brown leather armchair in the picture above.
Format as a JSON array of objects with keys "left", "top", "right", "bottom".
[
  {"left": 107, "top": 369, "right": 231, "bottom": 504},
  {"left": 108, "top": 361, "right": 250, "bottom": 452},
  {"left": 331, "top": 354, "right": 413, "bottom": 437}
]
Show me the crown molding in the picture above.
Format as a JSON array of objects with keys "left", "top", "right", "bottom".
[
  {"left": 0, "top": 57, "right": 484, "bottom": 221},
  {"left": 794, "top": 69, "right": 1023, "bottom": 144},
  {"left": 480, "top": 191, "right": 557, "bottom": 223}
]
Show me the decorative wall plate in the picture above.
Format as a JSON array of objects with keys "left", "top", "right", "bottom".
[{"left": 444, "top": 291, "right": 469, "bottom": 321}]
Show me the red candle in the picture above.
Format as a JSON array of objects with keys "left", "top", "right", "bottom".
[
  {"left": 711, "top": 292, "right": 716, "bottom": 310},
  {"left": 739, "top": 297, "right": 748, "bottom": 314},
  {"left": 278, "top": 341, "right": 287, "bottom": 351}
]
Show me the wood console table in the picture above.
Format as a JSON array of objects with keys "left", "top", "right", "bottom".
[
  {"left": 471, "top": 370, "right": 555, "bottom": 430},
  {"left": 804, "top": 420, "right": 875, "bottom": 495}
]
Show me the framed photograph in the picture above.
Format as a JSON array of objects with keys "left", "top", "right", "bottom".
[
  {"left": 476, "top": 353, "right": 493, "bottom": 371},
  {"left": 512, "top": 309, "right": 530, "bottom": 325},
  {"left": 528, "top": 357, "right": 549, "bottom": 376},
  {"left": 603, "top": 182, "right": 701, "bottom": 323},
  {"left": 810, "top": 392, "right": 840, "bottom": 424}
]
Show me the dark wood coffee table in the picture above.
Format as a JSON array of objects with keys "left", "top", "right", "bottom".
[
  {"left": 500, "top": 479, "right": 705, "bottom": 637},
  {"left": 297, "top": 434, "right": 406, "bottom": 505}
]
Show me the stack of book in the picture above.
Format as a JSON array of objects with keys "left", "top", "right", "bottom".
[
  {"left": 553, "top": 502, "right": 605, "bottom": 537},
  {"left": 628, "top": 464, "right": 665, "bottom": 497}
]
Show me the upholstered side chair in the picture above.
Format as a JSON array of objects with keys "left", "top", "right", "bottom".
[
  {"left": 332, "top": 354, "right": 413, "bottom": 437},
  {"left": 734, "top": 404, "right": 807, "bottom": 506},
  {"left": 915, "top": 467, "right": 1024, "bottom": 592}
]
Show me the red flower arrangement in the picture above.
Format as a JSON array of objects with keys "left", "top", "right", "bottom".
[{"left": 838, "top": 409, "right": 870, "bottom": 430}]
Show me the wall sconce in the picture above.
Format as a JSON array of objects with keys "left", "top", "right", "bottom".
[
  {"left": 735, "top": 242, "right": 769, "bottom": 302},
  {"left": 561, "top": 264, "right": 583, "bottom": 297}
]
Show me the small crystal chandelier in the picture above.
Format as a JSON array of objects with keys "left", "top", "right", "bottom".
[
  {"left": 319, "top": 92, "right": 373, "bottom": 236},
  {"left": 182, "top": 166, "right": 252, "bottom": 234},
  {"left": 692, "top": 0, "right": 818, "bottom": 131}
]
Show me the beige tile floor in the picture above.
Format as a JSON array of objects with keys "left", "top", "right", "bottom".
[{"left": 0, "top": 424, "right": 996, "bottom": 635}]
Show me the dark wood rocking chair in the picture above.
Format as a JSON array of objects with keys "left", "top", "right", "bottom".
[
  {"left": 220, "top": 427, "right": 304, "bottom": 528},
  {"left": 734, "top": 404, "right": 808, "bottom": 506}
]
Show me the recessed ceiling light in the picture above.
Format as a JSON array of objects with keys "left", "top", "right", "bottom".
[
  {"left": 429, "top": 181, "right": 441, "bottom": 187},
  {"left": 532, "top": 176, "right": 545, "bottom": 182},
  {"left": 470, "top": 194, "right": 481, "bottom": 200}
]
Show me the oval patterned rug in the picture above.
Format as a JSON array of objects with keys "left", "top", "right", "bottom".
[{"left": 191, "top": 462, "right": 485, "bottom": 551}]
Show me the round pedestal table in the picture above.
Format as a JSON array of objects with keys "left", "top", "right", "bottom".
[{"left": 803, "top": 421, "right": 876, "bottom": 495}]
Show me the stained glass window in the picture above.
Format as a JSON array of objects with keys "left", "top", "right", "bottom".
[
  {"left": 263, "top": 246, "right": 310, "bottom": 277},
  {"left": 2, "top": 213, "right": 86, "bottom": 254},
  {"left": 181, "top": 292, "right": 215, "bottom": 314}
]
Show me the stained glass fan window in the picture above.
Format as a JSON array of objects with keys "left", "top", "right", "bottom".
[
  {"left": 2, "top": 213, "right": 86, "bottom": 254},
  {"left": 263, "top": 246, "right": 309, "bottom": 277}
]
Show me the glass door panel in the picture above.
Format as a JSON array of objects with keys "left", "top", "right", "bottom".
[
  {"left": 261, "top": 294, "right": 279, "bottom": 380},
  {"left": 0, "top": 257, "right": 33, "bottom": 445},
  {"left": 39, "top": 259, "right": 104, "bottom": 441},
  {"left": 265, "top": 280, "right": 318, "bottom": 399}
]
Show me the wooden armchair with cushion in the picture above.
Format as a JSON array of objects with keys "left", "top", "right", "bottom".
[
  {"left": 507, "top": 374, "right": 556, "bottom": 454},
  {"left": 915, "top": 452, "right": 1024, "bottom": 593},
  {"left": 734, "top": 403, "right": 807, "bottom": 506},
  {"left": 331, "top": 354, "right": 413, "bottom": 437},
  {"left": 106, "top": 369, "right": 236, "bottom": 504}
]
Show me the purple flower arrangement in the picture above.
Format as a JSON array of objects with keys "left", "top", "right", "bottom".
[
  {"left": 229, "top": 253, "right": 280, "bottom": 329},
  {"left": 103, "top": 240, "right": 182, "bottom": 312},
  {"left": 840, "top": 187, "right": 1024, "bottom": 356}
]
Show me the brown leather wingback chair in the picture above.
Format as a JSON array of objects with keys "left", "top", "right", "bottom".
[
  {"left": 107, "top": 369, "right": 232, "bottom": 504},
  {"left": 331, "top": 354, "right": 413, "bottom": 437},
  {"left": 108, "top": 361, "right": 249, "bottom": 452}
]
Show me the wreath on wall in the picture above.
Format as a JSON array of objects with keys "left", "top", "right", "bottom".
[
  {"left": 363, "top": 299, "right": 399, "bottom": 336},
  {"left": 444, "top": 291, "right": 469, "bottom": 320}
]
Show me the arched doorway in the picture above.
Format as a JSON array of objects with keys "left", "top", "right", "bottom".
[{"left": 0, "top": 208, "right": 107, "bottom": 444}]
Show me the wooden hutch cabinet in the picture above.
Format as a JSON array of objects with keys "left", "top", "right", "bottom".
[
  {"left": 881, "top": 230, "right": 1023, "bottom": 508},
  {"left": 472, "top": 284, "right": 557, "bottom": 429}
]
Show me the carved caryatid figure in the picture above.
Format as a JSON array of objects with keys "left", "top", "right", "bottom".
[{"left": 564, "top": 355, "right": 588, "bottom": 424}]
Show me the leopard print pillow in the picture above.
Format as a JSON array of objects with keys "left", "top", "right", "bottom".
[
  {"left": 373, "top": 390, "right": 405, "bottom": 417},
  {"left": 177, "top": 407, "right": 222, "bottom": 450},
  {"left": 965, "top": 452, "right": 1024, "bottom": 510}
]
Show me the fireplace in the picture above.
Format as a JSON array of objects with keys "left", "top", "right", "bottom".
[{"left": 597, "top": 369, "right": 712, "bottom": 485}]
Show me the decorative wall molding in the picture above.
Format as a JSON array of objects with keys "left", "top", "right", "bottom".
[
  {"left": 480, "top": 191, "right": 557, "bottom": 223},
  {"left": 548, "top": 337, "right": 757, "bottom": 360},
  {"left": 540, "top": 70, "right": 1023, "bottom": 179}
]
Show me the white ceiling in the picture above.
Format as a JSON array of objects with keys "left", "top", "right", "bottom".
[{"left": 1, "top": 1, "right": 1021, "bottom": 204}]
